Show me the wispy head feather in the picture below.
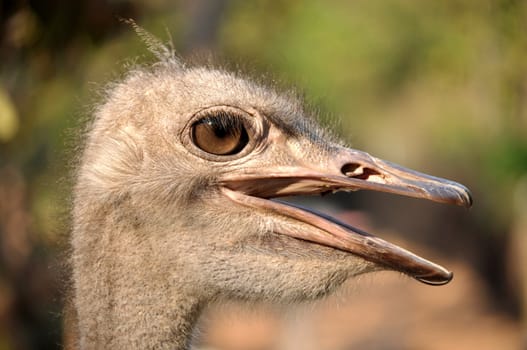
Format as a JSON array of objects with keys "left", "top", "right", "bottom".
[{"left": 121, "top": 18, "right": 184, "bottom": 68}]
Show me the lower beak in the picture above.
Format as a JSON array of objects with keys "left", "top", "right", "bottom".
[{"left": 221, "top": 147, "right": 472, "bottom": 285}]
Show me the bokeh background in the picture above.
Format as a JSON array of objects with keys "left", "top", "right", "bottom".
[{"left": 1, "top": 0, "right": 526, "bottom": 349}]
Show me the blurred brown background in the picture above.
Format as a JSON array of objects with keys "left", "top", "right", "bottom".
[{"left": 0, "top": 0, "right": 526, "bottom": 349}]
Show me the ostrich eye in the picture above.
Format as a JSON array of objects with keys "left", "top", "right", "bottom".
[{"left": 191, "top": 113, "right": 250, "bottom": 155}]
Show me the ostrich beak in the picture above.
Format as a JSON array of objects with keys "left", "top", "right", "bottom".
[{"left": 221, "top": 147, "right": 472, "bottom": 285}]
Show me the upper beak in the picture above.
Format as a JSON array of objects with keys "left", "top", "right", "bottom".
[
  {"left": 221, "top": 146, "right": 472, "bottom": 285},
  {"left": 224, "top": 148, "right": 472, "bottom": 208},
  {"left": 335, "top": 149, "right": 472, "bottom": 207}
]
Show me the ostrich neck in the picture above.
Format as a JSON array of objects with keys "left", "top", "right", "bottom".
[{"left": 72, "top": 208, "right": 204, "bottom": 349}]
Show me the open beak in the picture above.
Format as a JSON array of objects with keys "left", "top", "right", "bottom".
[{"left": 221, "top": 147, "right": 472, "bottom": 286}]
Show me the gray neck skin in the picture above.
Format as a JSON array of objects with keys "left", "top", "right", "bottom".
[{"left": 71, "top": 201, "right": 205, "bottom": 349}]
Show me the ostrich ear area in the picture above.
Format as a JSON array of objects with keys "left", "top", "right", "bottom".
[{"left": 219, "top": 147, "right": 472, "bottom": 286}]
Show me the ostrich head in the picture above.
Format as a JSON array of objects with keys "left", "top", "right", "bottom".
[{"left": 71, "top": 43, "right": 472, "bottom": 348}]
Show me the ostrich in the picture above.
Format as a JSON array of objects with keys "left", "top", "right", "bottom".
[{"left": 69, "top": 33, "right": 472, "bottom": 349}]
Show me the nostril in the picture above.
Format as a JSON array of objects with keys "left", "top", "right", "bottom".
[
  {"left": 341, "top": 163, "right": 382, "bottom": 180},
  {"left": 360, "top": 168, "right": 382, "bottom": 180},
  {"left": 341, "top": 163, "right": 361, "bottom": 176}
]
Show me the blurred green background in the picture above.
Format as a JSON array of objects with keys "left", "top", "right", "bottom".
[{"left": 0, "top": 0, "right": 526, "bottom": 349}]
